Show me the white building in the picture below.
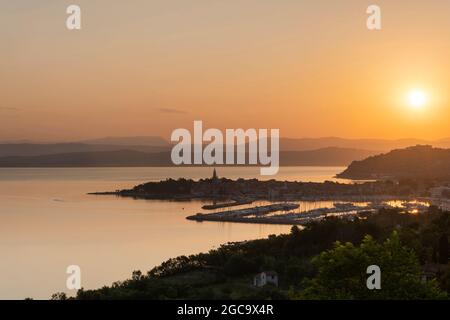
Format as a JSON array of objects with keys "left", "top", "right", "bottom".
[
  {"left": 430, "top": 186, "right": 450, "bottom": 199},
  {"left": 253, "top": 271, "right": 278, "bottom": 287},
  {"left": 429, "top": 186, "right": 450, "bottom": 211}
]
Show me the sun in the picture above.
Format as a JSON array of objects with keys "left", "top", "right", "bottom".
[{"left": 407, "top": 89, "right": 428, "bottom": 110}]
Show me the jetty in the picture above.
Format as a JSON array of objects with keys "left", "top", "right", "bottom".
[
  {"left": 201, "top": 199, "right": 253, "bottom": 210},
  {"left": 187, "top": 203, "right": 300, "bottom": 223}
]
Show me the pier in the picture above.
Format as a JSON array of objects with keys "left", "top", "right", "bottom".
[
  {"left": 201, "top": 199, "right": 253, "bottom": 210},
  {"left": 187, "top": 203, "right": 300, "bottom": 223}
]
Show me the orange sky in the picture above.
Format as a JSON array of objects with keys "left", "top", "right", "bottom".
[{"left": 1, "top": 0, "right": 450, "bottom": 141}]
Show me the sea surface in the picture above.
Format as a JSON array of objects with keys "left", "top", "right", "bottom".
[{"left": 0, "top": 166, "right": 348, "bottom": 299}]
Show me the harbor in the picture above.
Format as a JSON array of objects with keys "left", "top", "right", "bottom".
[{"left": 187, "top": 200, "right": 431, "bottom": 225}]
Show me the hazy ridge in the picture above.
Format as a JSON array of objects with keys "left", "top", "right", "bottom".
[
  {"left": 1, "top": 136, "right": 449, "bottom": 168},
  {"left": 0, "top": 147, "right": 377, "bottom": 167}
]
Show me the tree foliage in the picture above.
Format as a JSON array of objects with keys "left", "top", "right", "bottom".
[{"left": 298, "top": 233, "right": 446, "bottom": 299}]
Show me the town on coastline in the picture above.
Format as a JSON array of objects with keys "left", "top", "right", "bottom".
[
  {"left": 90, "top": 166, "right": 450, "bottom": 226},
  {"left": 79, "top": 165, "right": 450, "bottom": 301}
]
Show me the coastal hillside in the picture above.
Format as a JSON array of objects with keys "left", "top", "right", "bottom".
[
  {"left": 337, "top": 145, "right": 450, "bottom": 180},
  {"left": 56, "top": 208, "right": 449, "bottom": 300}
]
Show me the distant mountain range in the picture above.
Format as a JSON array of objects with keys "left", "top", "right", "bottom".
[
  {"left": 337, "top": 145, "right": 450, "bottom": 180},
  {"left": 0, "top": 147, "right": 377, "bottom": 167},
  {"left": 1, "top": 136, "right": 450, "bottom": 154},
  {"left": 0, "top": 136, "right": 449, "bottom": 168},
  {"left": 79, "top": 136, "right": 169, "bottom": 146},
  {"left": 280, "top": 137, "right": 450, "bottom": 151},
  {"left": 0, "top": 143, "right": 170, "bottom": 158}
]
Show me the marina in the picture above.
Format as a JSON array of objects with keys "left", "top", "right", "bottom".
[{"left": 187, "top": 200, "right": 431, "bottom": 225}]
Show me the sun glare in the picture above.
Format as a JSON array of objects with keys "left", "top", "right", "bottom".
[{"left": 407, "top": 89, "right": 428, "bottom": 110}]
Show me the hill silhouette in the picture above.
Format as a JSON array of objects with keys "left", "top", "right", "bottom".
[{"left": 337, "top": 145, "right": 450, "bottom": 180}]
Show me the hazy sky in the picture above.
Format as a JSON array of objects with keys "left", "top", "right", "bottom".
[{"left": 1, "top": 0, "right": 450, "bottom": 141}]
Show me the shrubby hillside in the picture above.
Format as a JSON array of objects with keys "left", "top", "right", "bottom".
[{"left": 52, "top": 207, "right": 450, "bottom": 300}]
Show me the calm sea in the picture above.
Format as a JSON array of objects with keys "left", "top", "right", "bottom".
[{"left": 0, "top": 166, "right": 347, "bottom": 299}]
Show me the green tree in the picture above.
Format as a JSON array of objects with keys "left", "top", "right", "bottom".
[
  {"left": 297, "top": 233, "right": 447, "bottom": 300},
  {"left": 438, "top": 234, "right": 449, "bottom": 264},
  {"left": 51, "top": 292, "right": 68, "bottom": 300}
]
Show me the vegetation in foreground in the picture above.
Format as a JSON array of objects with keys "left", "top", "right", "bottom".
[{"left": 53, "top": 207, "right": 449, "bottom": 300}]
